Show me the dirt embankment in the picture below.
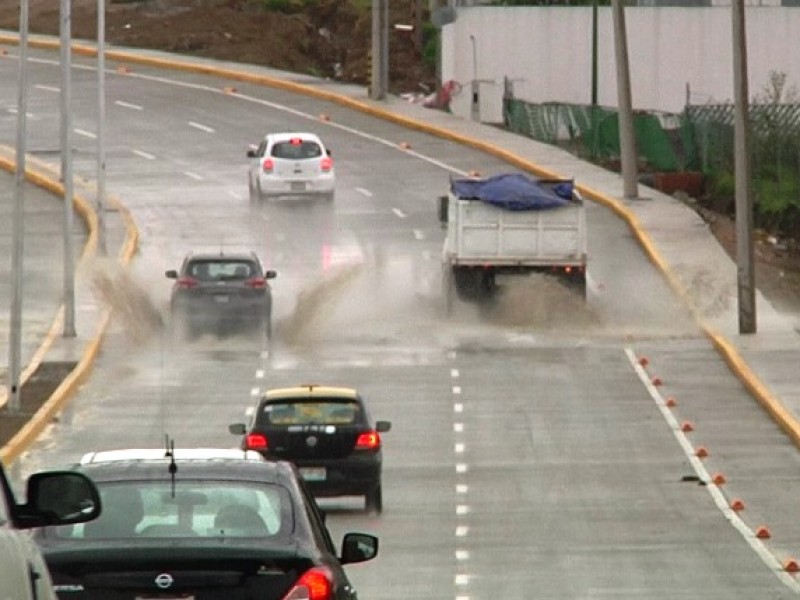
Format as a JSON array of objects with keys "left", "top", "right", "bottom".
[{"left": 0, "top": 0, "right": 436, "bottom": 93}]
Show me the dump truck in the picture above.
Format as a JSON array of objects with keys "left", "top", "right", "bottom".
[{"left": 440, "top": 172, "right": 587, "bottom": 313}]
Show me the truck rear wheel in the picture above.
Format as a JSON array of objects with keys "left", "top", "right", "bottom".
[{"left": 453, "top": 268, "right": 495, "bottom": 301}]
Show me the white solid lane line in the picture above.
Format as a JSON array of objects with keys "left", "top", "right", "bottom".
[{"left": 625, "top": 347, "right": 800, "bottom": 592}]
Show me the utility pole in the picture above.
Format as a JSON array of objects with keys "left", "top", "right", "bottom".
[
  {"left": 97, "top": 0, "right": 107, "bottom": 255},
  {"left": 732, "top": 0, "right": 756, "bottom": 333},
  {"left": 611, "top": 0, "right": 638, "bottom": 200},
  {"left": 8, "top": 0, "right": 30, "bottom": 413},
  {"left": 370, "top": 0, "right": 388, "bottom": 100},
  {"left": 590, "top": 0, "right": 599, "bottom": 159},
  {"left": 60, "top": 0, "right": 77, "bottom": 337}
]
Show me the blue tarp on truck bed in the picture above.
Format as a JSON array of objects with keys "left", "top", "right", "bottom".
[{"left": 450, "top": 172, "right": 573, "bottom": 211}]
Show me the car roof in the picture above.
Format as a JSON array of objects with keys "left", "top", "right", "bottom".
[
  {"left": 76, "top": 449, "right": 299, "bottom": 486},
  {"left": 183, "top": 251, "right": 260, "bottom": 262},
  {"left": 263, "top": 384, "right": 359, "bottom": 401},
  {"left": 80, "top": 448, "right": 265, "bottom": 465},
  {"left": 266, "top": 132, "right": 324, "bottom": 144}
]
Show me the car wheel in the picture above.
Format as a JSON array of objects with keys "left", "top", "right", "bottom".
[{"left": 365, "top": 484, "right": 382, "bottom": 514}]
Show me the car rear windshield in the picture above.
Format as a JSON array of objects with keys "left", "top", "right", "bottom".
[
  {"left": 46, "top": 480, "right": 293, "bottom": 540},
  {"left": 260, "top": 401, "right": 361, "bottom": 426},
  {"left": 186, "top": 260, "right": 257, "bottom": 281},
  {"left": 271, "top": 140, "right": 323, "bottom": 160}
]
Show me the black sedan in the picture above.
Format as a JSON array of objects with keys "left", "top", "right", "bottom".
[
  {"left": 33, "top": 448, "right": 378, "bottom": 600},
  {"left": 229, "top": 385, "right": 391, "bottom": 514}
]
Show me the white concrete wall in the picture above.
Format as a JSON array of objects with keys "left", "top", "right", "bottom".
[{"left": 441, "top": 7, "right": 800, "bottom": 123}]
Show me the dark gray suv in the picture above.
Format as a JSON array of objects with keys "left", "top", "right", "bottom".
[{"left": 165, "top": 251, "right": 276, "bottom": 339}]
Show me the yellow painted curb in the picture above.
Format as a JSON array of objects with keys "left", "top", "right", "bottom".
[
  {"left": 0, "top": 35, "right": 789, "bottom": 450},
  {"left": 0, "top": 149, "right": 139, "bottom": 465}
]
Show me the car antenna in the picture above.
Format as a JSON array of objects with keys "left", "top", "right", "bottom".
[{"left": 164, "top": 434, "right": 177, "bottom": 498}]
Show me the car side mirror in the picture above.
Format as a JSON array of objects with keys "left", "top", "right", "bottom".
[
  {"left": 18, "top": 471, "right": 101, "bottom": 528},
  {"left": 165, "top": 269, "right": 178, "bottom": 279},
  {"left": 265, "top": 270, "right": 277, "bottom": 280},
  {"left": 376, "top": 420, "right": 391, "bottom": 433},
  {"left": 228, "top": 423, "right": 246, "bottom": 435},
  {"left": 247, "top": 145, "right": 258, "bottom": 158},
  {"left": 340, "top": 533, "right": 378, "bottom": 565}
]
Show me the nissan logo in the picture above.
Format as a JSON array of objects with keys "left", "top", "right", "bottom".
[
  {"left": 155, "top": 573, "right": 174, "bottom": 589},
  {"left": 306, "top": 435, "right": 318, "bottom": 447}
]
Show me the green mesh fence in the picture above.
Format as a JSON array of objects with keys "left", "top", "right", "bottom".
[
  {"left": 504, "top": 99, "right": 800, "bottom": 175},
  {"left": 503, "top": 98, "right": 800, "bottom": 235}
]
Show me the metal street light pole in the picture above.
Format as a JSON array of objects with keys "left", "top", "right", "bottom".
[
  {"left": 60, "top": 0, "right": 77, "bottom": 338},
  {"left": 732, "top": 0, "right": 756, "bottom": 333},
  {"left": 97, "top": 0, "right": 107, "bottom": 255},
  {"left": 8, "top": 0, "right": 30, "bottom": 413}
]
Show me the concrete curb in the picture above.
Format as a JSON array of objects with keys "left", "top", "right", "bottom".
[
  {"left": 0, "top": 147, "right": 139, "bottom": 465},
  {"left": 0, "top": 34, "right": 792, "bottom": 451}
]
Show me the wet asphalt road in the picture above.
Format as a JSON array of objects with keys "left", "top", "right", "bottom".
[{"left": 3, "top": 48, "right": 800, "bottom": 598}]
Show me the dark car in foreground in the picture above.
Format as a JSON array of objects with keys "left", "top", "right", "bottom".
[
  {"left": 229, "top": 385, "right": 391, "bottom": 513},
  {"left": 166, "top": 251, "right": 276, "bottom": 339},
  {"left": 33, "top": 448, "right": 378, "bottom": 600}
]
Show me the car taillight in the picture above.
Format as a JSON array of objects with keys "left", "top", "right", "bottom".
[
  {"left": 355, "top": 431, "right": 381, "bottom": 450},
  {"left": 280, "top": 567, "right": 333, "bottom": 600},
  {"left": 245, "top": 433, "right": 268, "bottom": 450},
  {"left": 245, "top": 277, "right": 266, "bottom": 289},
  {"left": 262, "top": 158, "right": 274, "bottom": 173},
  {"left": 320, "top": 156, "right": 333, "bottom": 172},
  {"left": 176, "top": 276, "right": 198, "bottom": 289}
]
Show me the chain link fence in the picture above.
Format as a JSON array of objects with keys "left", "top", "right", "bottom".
[{"left": 503, "top": 94, "right": 800, "bottom": 236}]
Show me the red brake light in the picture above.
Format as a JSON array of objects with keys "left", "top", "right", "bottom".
[
  {"left": 281, "top": 567, "right": 333, "bottom": 600},
  {"left": 320, "top": 156, "right": 333, "bottom": 172},
  {"left": 355, "top": 431, "right": 381, "bottom": 450},
  {"left": 289, "top": 137, "right": 303, "bottom": 145},
  {"left": 245, "top": 277, "right": 266, "bottom": 289},
  {"left": 262, "top": 158, "right": 274, "bottom": 172},
  {"left": 176, "top": 276, "right": 198, "bottom": 289},
  {"left": 245, "top": 433, "right": 268, "bottom": 450}
]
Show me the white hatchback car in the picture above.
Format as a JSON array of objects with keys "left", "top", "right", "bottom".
[{"left": 247, "top": 132, "right": 335, "bottom": 202}]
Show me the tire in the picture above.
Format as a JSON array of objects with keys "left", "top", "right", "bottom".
[
  {"left": 443, "top": 266, "right": 455, "bottom": 317},
  {"left": 256, "top": 183, "right": 269, "bottom": 203},
  {"left": 365, "top": 484, "right": 383, "bottom": 514}
]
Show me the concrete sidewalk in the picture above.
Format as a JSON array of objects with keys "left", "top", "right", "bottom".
[
  {"left": 0, "top": 35, "right": 798, "bottom": 459},
  {"left": 0, "top": 145, "right": 137, "bottom": 464}
]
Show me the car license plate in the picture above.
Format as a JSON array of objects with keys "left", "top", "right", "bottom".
[
  {"left": 299, "top": 467, "right": 326, "bottom": 481},
  {"left": 290, "top": 181, "right": 306, "bottom": 191},
  {"left": 213, "top": 294, "right": 229, "bottom": 303}
]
